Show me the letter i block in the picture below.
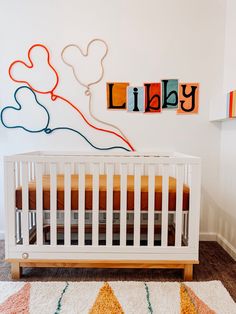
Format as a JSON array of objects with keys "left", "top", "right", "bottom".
[
  {"left": 177, "top": 83, "right": 199, "bottom": 114},
  {"left": 144, "top": 83, "right": 161, "bottom": 113},
  {"left": 127, "top": 86, "right": 145, "bottom": 112},
  {"left": 107, "top": 82, "right": 129, "bottom": 109}
]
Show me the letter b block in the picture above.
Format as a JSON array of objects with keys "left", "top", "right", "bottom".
[{"left": 144, "top": 83, "right": 161, "bottom": 113}]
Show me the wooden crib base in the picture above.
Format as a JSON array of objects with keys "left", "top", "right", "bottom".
[{"left": 7, "top": 259, "right": 198, "bottom": 281}]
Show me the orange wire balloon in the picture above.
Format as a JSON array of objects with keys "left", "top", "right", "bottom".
[{"left": 8, "top": 44, "right": 59, "bottom": 96}]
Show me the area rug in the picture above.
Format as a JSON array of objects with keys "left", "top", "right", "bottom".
[{"left": 0, "top": 281, "right": 235, "bottom": 313}]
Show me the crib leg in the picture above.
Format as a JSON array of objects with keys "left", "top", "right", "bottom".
[
  {"left": 11, "top": 262, "right": 21, "bottom": 280},
  {"left": 183, "top": 264, "right": 193, "bottom": 281}
]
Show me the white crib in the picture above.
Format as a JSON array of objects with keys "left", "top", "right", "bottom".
[{"left": 4, "top": 151, "right": 201, "bottom": 280}]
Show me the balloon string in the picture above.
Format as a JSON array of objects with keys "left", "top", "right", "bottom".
[
  {"left": 86, "top": 88, "right": 130, "bottom": 142},
  {"left": 46, "top": 127, "right": 130, "bottom": 152},
  {"left": 52, "top": 93, "right": 135, "bottom": 151}
]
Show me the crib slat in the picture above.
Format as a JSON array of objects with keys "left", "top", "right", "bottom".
[
  {"left": 16, "top": 162, "right": 20, "bottom": 187},
  {"left": 78, "top": 163, "right": 85, "bottom": 246},
  {"left": 184, "top": 213, "right": 188, "bottom": 241},
  {"left": 15, "top": 211, "right": 19, "bottom": 243},
  {"left": 64, "top": 163, "right": 71, "bottom": 246},
  {"left": 92, "top": 163, "right": 99, "bottom": 246},
  {"left": 36, "top": 163, "right": 43, "bottom": 246},
  {"left": 120, "top": 164, "right": 128, "bottom": 246},
  {"left": 50, "top": 163, "right": 57, "bottom": 246},
  {"left": 30, "top": 162, "right": 34, "bottom": 180},
  {"left": 148, "top": 165, "right": 155, "bottom": 246},
  {"left": 30, "top": 212, "right": 33, "bottom": 230},
  {"left": 22, "top": 162, "right": 29, "bottom": 246},
  {"left": 188, "top": 164, "right": 201, "bottom": 248},
  {"left": 175, "top": 164, "right": 184, "bottom": 247},
  {"left": 134, "top": 164, "right": 141, "bottom": 246},
  {"left": 106, "top": 164, "right": 114, "bottom": 247},
  {"left": 161, "top": 164, "right": 169, "bottom": 246},
  {"left": 5, "top": 161, "right": 16, "bottom": 248},
  {"left": 33, "top": 212, "right": 36, "bottom": 226}
]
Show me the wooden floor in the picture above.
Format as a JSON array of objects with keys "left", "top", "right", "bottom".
[{"left": 0, "top": 241, "right": 236, "bottom": 301}]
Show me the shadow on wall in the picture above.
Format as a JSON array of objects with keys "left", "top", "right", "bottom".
[
  {"left": 200, "top": 188, "right": 218, "bottom": 235},
  {"left": 200, "top": 187, "right": 236, "bottom": 257},
  {"left": 217, "top": 207, "right": 236, "bottom": 250}
]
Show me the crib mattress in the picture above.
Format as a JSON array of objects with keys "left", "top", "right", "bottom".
[{"left": 15, "top": 175, "right": 189, "bottom": 211}]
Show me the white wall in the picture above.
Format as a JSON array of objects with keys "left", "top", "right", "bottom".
[
  {"left": 217, "top": 0, "right": 236, "bottom": 253},
  {"left": 0, "top": 0, "right": 226, "bottom": 237}
]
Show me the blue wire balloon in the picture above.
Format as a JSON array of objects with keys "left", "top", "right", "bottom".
[
  {"left": 1, "top": 86, "right": 131, "bottom": 151},
  {"left": 1, "top": 86, "right": 50, "bottom": 133}
]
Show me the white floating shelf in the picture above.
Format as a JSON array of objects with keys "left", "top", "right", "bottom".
[{"left": 209, "top": 92, "right": 228, "bottom": 122}]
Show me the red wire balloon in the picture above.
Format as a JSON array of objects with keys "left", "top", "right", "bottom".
[
  {"left": 8, "top": 44, "right": 59, "bottom": 96},
  {"left": 8, "top": 44, "right": 135, "bottom": 151}
]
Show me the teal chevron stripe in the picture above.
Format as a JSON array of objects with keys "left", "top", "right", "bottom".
[
  {"left": 54, "top": 282, "right": 69, "bottom": 314},
  {"left": 144, "top": 283, "right": 153, "bottom": 314}
]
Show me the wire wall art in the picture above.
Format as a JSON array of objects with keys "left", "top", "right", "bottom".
[
  {"left": 1, "top": 41, "right": 134, "bottom": 152},
  {"left": 61, "top": 39, "right": 129, "bottom": 142}
]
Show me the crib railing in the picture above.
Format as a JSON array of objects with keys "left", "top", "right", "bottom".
[{"left": 4, "top": 152, "right": 201, "bottom": 261}]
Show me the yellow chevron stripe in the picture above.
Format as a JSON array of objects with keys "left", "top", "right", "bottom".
[{"left": 89, "top": 282, "right": 124, "bottom": 314}]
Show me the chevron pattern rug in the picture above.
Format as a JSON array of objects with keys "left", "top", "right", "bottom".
[{"left": 0, "top": 280, "right": 235, "bottom": 313}]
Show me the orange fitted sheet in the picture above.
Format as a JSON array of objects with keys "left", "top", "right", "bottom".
[{"left": 15, "top": 175, "right": 189, "bottom": 211}]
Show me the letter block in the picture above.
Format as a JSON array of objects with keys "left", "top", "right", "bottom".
[
  {"left": 177, "top": 83, "right": 199, "bottom": 114},
  {"left": 127, "top": 87, "right": 145, "bottom": 112},
  {"left": 162, "top": 79, "right": 179, "bottom": 109},
  {"left": 107, "top": 82, "right": 129, "bottom": 109},
  {"left": 144, "top": 83, "right": 161, "bottom": 113},
  {"left": 228, "top": 90, "right": 236, "bottom": 118}
]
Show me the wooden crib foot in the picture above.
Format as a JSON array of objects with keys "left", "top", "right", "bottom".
[
  {"left": 11, "top": 262, "right": 21, "bottom": 280},
  {"left": 183, "top": 264, "right": 193, "bottom": 281}
]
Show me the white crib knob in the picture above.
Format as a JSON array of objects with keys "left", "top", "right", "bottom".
[{"left": 22, "top": 253, "right": 29, "bottom": 259}]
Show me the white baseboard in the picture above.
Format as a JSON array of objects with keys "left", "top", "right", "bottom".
[
  {"left": 200, "top": 231, "right": 236, "bottom": 261},
  {"left": 217, "top": 233, "right": 236, "bottom": 261},
  {"left": 199, "top": 232, "right": 217, "bottom": 241}
]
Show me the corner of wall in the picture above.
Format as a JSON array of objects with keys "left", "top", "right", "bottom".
[{"left": 0, "top": 231, "right": 5, "bottom": 240}]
